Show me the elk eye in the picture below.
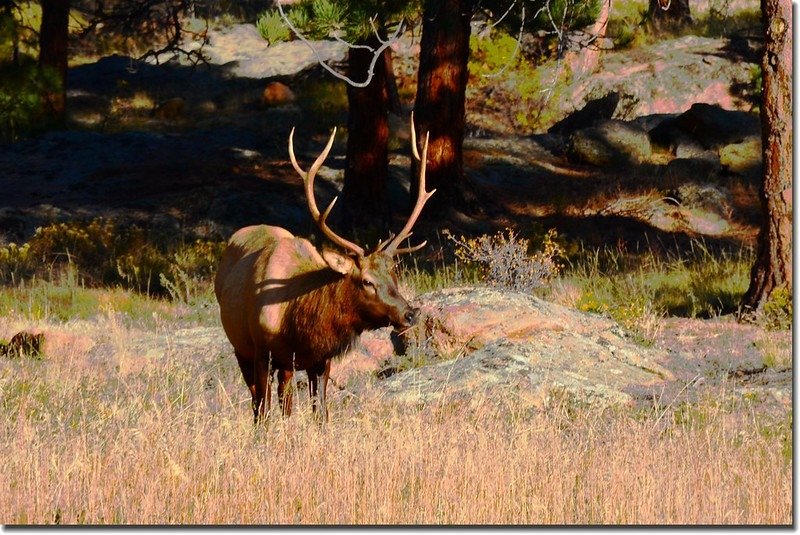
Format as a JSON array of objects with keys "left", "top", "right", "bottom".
[{"left": 362, "top": 279, "right": 375, "bottom": 290}]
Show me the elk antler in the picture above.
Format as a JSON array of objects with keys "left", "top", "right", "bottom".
[
  {"left": 289, "top": 127, "right": 366, "bottom": 257},
  {"left": 379, "top": 114, "right": 436, "bottom": 256}
]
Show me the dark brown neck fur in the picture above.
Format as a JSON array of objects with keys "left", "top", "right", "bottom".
[{"left": 283, "top": 269, "right": 364, "bottom": 363}]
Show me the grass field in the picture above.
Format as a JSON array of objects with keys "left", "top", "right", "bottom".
[
  {"left": 0, "top": 232, "right": 790, "bottom": 524},
  {"left": 0, "top": 287, "right": 791, "bottom": 525}
]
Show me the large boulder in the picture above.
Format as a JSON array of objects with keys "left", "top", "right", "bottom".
[
  {"left": 548, "top": 92, "right": 620, "bottom": 137},
  {"left": 202, "top": 24, "right": 348, "bottom": 79},
  {"left": 378, "top": 287, "right": 674, "bottom": 408},
  {"left": 568, "top": 119, "right": 653, "bottom": 167},
  {"left": 649, "top": 103, "right": 760, "bottom": 151}
]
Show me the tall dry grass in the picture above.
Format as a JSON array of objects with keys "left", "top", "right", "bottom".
[{"left": 0, "top": 315, "right": 792, "bottom": 525}]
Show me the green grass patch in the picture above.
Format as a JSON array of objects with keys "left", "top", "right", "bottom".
[
  {"left": 0, "top": 218, "right": 225, "bottom": 299},
  {"left": 549, "top": 240, "right": 755, "bottom": 344},
  {"left": 564, "top": 240, "right": 752, "bottom": 318},
  {"left": 0, "top": 275, "right": 185, "bottom": 326}
]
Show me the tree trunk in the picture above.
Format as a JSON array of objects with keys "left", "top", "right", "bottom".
[
  {"left": 647, "top": 0, "right": 692, "bottom": 33},
  {"left": 740, "top": 0, "right": 792, "bottom": 315},
  {"left": 341, "top": 35, "right": 391, "bottom": 236},
  {"left": 39, "top": 0, "right": 70, "bottom": 121},
  {"left": 412, "top": 0, "right": 480, "bottom": 219},
  {"left": 565, "top": 0, "right": 611, "bottom": 77}
]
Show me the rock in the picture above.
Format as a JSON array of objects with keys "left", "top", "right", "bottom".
[
  {"left": 202, "top": 24, "right": 348, "bottom": 79},
  {"left": 548, "top": 92, "right": 620, "bottom": 136},
  {"left": 719, "top": 136, "right": 762, "bottom": 179},
  {"left": 663, "top": 157, "right": 722, "bottom": 182},
  {"left": 531, "top": 36, "right": 758, "bottom": 133},
  {"left": 330, "top": 328, "right": 396, "bottom": 386},
  {"left": 673, "top": 139, "right": 719, "bottom": 162},
  {"left": 632, "top": 113, "right": 677, "bottom": 132},
  {"left": 649, "top": 103, "right": 760, "bottom": 151},
  {"left": 569, "top": 119, "right": 652, "bottom": 167},
  {"left": 672, "top": 183, "right": 733, "bottom": 220},
  {"left": 378, "top": 287, "right": 674, "bottom": 408},
  {"left": 261, "top": 81, "right": 296, "bottom": 107}
]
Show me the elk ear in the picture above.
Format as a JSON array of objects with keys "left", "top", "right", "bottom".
[{"left": 322, "top": 249, "right": 356, "bottom": 275}]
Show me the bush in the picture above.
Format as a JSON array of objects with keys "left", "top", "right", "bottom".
[
  {"left": 0, "top": 59, "right": 61, "bottom": 142},
  {"left": 446, "top": 228, "right": 564, "bottom": 292},
  {"left": 0, "top": 219, "right": 226, "bottom": 298},
  {"left": 762, "top": 287, "right": 792, "bottom": 331},
  {"left": 256, "top": 10, "right": 291, "bottom": 45}
]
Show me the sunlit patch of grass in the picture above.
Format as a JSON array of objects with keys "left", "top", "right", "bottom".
[
  {"left": 0, "top": 219, "right": 225, "bottom": 298},
  {"left": 0, "top": 272, "right": 216, "bottom": 329},
  {"left": 398, "top": 255, "right": 481, "bottom": 295},
  {"left": 754, "top": 335, "right": 791, "bottom": 371},
  {"left": 2, "top": 281, "right": 157, "bottom": 326},
  {"left": 547, "top": 240, "right": 754, "bottom": 344}
]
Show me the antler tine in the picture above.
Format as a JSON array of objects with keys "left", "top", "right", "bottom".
[
  {"left": 410, "top": 111, "right": 421, "bottom": 161},
  {"left": 289, "top": 127, "right": 365, "bottom": 257},
  {"left": 382, "top": 117, "right": 436, "bottom": 256},
  {"left": 393, "top": 239, "right": 428, "bottom": 255}
]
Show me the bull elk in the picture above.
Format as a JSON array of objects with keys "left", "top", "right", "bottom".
[{"left": 214, "top": 119, "right": 434, "bottom": 422}]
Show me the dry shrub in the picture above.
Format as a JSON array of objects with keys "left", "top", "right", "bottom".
[{"left": 446, "top": 228, "right": 564, "bottom": 292}]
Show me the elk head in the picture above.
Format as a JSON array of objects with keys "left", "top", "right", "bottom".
[{"left": 288, "top": 116, "right": 435, "bottom": 331}]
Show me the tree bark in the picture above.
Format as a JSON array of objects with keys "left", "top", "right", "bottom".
[
  {"left": 740, "top": 0, "right": 792, "bottom": 315},
  {"left": 412, "top": 0, "right": 480, "bottom": 218},
  {"left": 39, "top": 0, "right": 70, "bottom": 121},
  {"left": 647, "top": 0, "right": 692, "bottom": 33},
  {"left": 565, "top": 0, "right": 611, "bottom": 77},
  {"left": 341, "top": 35, "right": 391, "bottom": 235}
]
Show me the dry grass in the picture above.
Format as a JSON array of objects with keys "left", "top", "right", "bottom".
[{"left": 0, "top": 314, "right": 791, "bottom": 525}]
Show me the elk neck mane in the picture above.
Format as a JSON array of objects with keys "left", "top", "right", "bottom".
[{"left": 282, "top": 268, "right": 362, "bottom": 361}]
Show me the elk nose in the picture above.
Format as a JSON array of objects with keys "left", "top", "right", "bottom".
[{"left": 404, "top": 307, "right": 419, "bottom": 326}]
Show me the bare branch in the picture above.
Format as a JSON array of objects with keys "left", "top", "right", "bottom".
[{"left": 276, "top": 2, "right": 404, "bottom": 88}]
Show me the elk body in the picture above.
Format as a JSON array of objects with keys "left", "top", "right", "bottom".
[{"left": 215, "top": 121, "right": 434, "bottom": 422}]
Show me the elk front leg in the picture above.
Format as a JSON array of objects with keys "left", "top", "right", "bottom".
[
  {"left": 277, "top": 369, "right": 294, "bottom": 417},
  {"left": 307, "top": 359, "right": 331, "bottom": 423}
]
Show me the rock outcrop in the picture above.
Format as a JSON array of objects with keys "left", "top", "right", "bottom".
[{"left": 376, "top": 287, "right": 674, "bottom": 408}]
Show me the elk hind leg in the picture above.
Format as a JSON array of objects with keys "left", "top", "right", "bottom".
[
  {"left": 252, "top": 352, "right": 274, "bottom": 424},
  {"left": 277, "top": 369, "right": 294, "bottom": 417},
  {"left": 234, "top": 351, "right": 261, "bottom": 423}
]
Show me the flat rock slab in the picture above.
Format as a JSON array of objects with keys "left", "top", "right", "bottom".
[
  {"left": 184, "top": 24, "right": 348, "bottom": 79},
  {"left": 381, "top": 287, "right": 674, "bottom": 407}
]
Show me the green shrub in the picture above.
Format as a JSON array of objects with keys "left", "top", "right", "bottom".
[
  {"left": 256, "top": 10, "right": 291, "bottom": 45},
  {"left": 468, "top": 29, "right": 571, "bottom": 131},
  {"left": 762, "top": 287, "right": 792, "bottom": 331},
  {"left": 0, "top": 219, "right": 225, "bottom": 298},
  {"left": 0, "top": 59, "right": 61, "bottom": 142}
]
